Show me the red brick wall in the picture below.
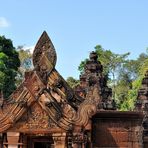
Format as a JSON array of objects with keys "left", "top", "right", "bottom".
[{"left": 92, "top": 111, "right": 143, "bottom": 148}]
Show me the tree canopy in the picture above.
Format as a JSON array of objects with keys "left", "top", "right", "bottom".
[
  {"left": 0, "top": 36, "right": 20, "bottom": 98},
  {"left": 78, "top": 45, "right": 148, "bottom": 110},
  {"left": 66, "top": 77, "right": 79, "bottom": 88},
  {"left": 15, "top": 46, "right": 33, "bottom": 86}
]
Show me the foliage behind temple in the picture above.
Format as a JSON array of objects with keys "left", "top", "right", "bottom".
[
  {"left": 0, "top": 36, "right": 20, "bottom": 98},
  {"left": 78, "top": 45, "right": 148, "bottom": 110}
]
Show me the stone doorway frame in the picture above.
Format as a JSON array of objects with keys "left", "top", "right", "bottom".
[{"left": 27, "top": 135, "right": 54, "bottom": 148}]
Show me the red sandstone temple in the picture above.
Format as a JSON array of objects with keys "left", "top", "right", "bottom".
[{"left": 0, "top": 32, "right": 145, "bottom": 147}]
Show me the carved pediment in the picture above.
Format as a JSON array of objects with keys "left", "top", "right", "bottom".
[
  {"left": 0, "top": 31, "right": 101, "bottom": 132},
  {"left": 9, "top": 102, "right": 60, "bottom": 133}
]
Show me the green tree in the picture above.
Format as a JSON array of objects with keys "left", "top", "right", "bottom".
[
  {"left": 78, "top": 45, "right": 130, "bottom": 100},
  {"left": 119, "top": 50, "right": 148, "bottom": 110},
  {"left": 17, "top": 46, "right": 32, "bottom": 70},
  {"left": 120, "top": 77, "right": 142, "bottom": 111},
  {"left": 66, "top": 77, "right": 79, "bottom": 88},
  {"left": 78, "top": 45, "right": 148, "bottom": 110},
  {"left": 79, "top": 45, "right": 129, "bottom": 79},
  {"left": 95, "top": 45, "right": 130, "bottom": 101},
  {"left": 0, "top": 36, "right": 20, "bottom": 98},
  {"left": 16, "top": 46, "right": 33, "bottom": 86}
]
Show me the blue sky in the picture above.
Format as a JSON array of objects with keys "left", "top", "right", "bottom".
[{"left": 0, "top": 0, "right": 148, "bottom": 79}]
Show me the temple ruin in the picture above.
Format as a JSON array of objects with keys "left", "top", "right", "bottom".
[{"left": 0, "top": 31, "right": 145, "bottom": 147}]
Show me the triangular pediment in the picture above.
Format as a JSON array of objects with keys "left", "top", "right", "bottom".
[{"left": 8, "top": 102, "right": 62, "bottom": 133}]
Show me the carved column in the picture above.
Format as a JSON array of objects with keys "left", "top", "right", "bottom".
[
  {"left": 53, "top": 133, "right": 66, "bottom": 148},
  {"left": 72, "top": 132, "right": 88, "bottom": 148},
  {"left": 0, "top": 133, "right": 2, "bottom": 148},
  {"left": 7, "top": 132, "right": 20, "bottom": 148}
]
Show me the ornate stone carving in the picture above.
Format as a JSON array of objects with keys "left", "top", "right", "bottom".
[
  {"left": 135, "top": 70, "right": 148, "bottom": 112},
  {"left": 31, "top": 32, "right": 105, "bottom": 130},
  {"left": 0, "top": 64, "right": 46, "bottom": 132},
  {"left": 33, "top": 31, "right": 57, "bottom": 84},
  {"left": 74, "top": 51, "right": 116, "bottom": 110},
  {"left": 136, "top": 70, "right": 148, "bottom": 137},
  {"left": 0, "top": 31, "right": 104, "bottom": 133},
  {"left": 9, "top": 103, "right": 57, "bottom": 131}
]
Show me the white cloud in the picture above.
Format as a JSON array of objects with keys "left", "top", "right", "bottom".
[
  {"left": 0, "top": 17, "right": 10, "bottom": 28},
  {"left": 24, "top": 45, "right": 35, "bottom": 54}
]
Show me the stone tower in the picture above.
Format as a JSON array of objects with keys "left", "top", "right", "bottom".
[{"left": 74, "top": 51, "right": 116, "bottom": 110}]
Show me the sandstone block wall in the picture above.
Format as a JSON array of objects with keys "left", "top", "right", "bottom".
[{"left": 92, "top": 111, "right": 143, "bottom": 148}]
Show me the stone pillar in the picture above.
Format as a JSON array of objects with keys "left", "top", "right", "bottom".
[
  {"left": 53, "top": 133, "right": 66, "bottom": 148},
  {"left": 0, "top": 133, "right": 2, "bottom": 148},
  {"left": 72, "top": 133, "right": 88, "bottom": 148},
  {"left": 7, "top": 132, "right": 20, "bottom": 148}
]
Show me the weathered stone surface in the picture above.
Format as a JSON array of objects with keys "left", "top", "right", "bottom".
[
  {"left": 92, "top": 111, "right": 143, "bottom": 148},
  {"left": 135, "top": 70, "right": 148, "bottom": 147},
  {"left": 74, "top": 51, "right": 116, "bottom": 110}
]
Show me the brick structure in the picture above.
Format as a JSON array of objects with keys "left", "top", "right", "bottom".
[{"left": 92, "top": 111, "right": 143, "bottom": 148}]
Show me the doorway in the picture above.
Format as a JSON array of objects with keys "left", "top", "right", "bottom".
[
  {"left": 34, "top": 142, "right": 51, "bottom": 148},
  {"left": 27, "top": 135, "right": 54, "bottom": 148}
]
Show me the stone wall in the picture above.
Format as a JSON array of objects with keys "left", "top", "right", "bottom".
[{"left": 92, "top": 111, "right": 143, "bottom": 148}]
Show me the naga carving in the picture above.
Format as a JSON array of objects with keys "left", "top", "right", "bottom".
[
  {"left": 0, "top": 31, "right": 102, "bottom": 132},
  {"left": 32, "top": 31, "right": 101, "bottom": 130}
]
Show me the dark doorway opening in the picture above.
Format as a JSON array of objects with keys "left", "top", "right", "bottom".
[
  {"left": 34, "top": 142, "right": 51, "bottom": 148},
  {"left": 27, "top": 135, "right": 54, "bottom": 148}
]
